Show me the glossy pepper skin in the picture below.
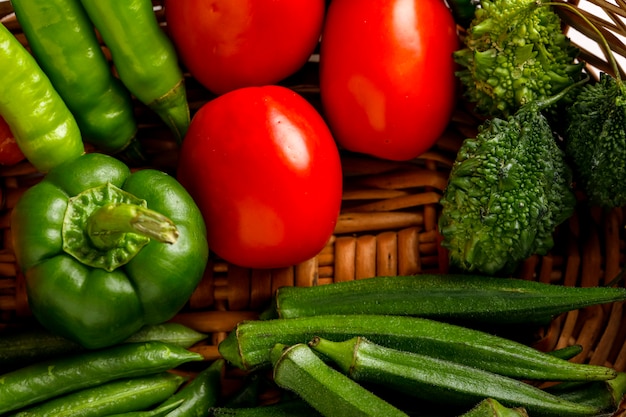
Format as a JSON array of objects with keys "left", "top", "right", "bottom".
[
  {"left": 11, "top": 0, "right": 141, "bottom": 157},
  {"left": 79, "top": 0, "right": 190, "bottom": 143},
  {"left": 11, "top": 153, "right": 209, "bottom": 349},
  {"left": 0, "top": 22, "right": 84, "bottom": 172}
]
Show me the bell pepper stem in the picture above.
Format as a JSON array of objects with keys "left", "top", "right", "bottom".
[{"left": 87, "top": 202, "right": 179, "bottom": 250}]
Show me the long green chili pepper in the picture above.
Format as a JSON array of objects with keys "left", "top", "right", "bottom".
[
  {"left": 157, "top": 358, "right": 224, "bottom": 416},
  {"left": 12, "top": 373, "right": 186, "bottom": 417},
  {"left": 11, "top": 0, "right": 142, "bottom": 159},
  {"left": 0, "top": 341, "right": 203, "bottom": 414},
  {"left": 309, "top": 337, "right": 601, "bottom": 417},
  {"left": 0, "top": 22, "right": 84, "bottom": 172},
  {"left": 78, "top": 0, "right": 190, "bottom": 143}
]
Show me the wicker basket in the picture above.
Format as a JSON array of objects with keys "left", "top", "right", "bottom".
[{"left": 2, "top": 0, "right": 626, "bottom": 406}]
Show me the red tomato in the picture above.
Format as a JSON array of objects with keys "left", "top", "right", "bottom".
[
  {"left": 177, "top": 85, "right": 343, "bottom": 269},
  {"left": 319, "top": 0, "right": 459, "bottom": 161},
  {"left": 0, "top": 116, "right": 25, "bottom": 166},
  {"left": 164, "top": 0, "right": 325, "bottom": 95}
]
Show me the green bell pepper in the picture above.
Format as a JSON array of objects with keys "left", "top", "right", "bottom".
[{"left": 11, "top": 153, "right": 209, "bottom": 349}]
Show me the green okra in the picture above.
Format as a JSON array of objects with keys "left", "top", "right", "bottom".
[
  {"left": 217, "top": 314, "right": 616, "bottom": 382},
  {"left": 545, "top": 371, "right": 626, "bottom": 414},
  {"left": 0, "top": 341, "right": 203, "bottom": 414},
  {"left": 156, "top": 358, "right": 224, "bottom": 416},
  {"left": 309, "top": 336, "right": 600, "bottom": 417},
  {"left": 264, "top": 274, "right": 626, "bottom": 325},
  {"left": 12, "top": 373, "right": 186, "bottom": 417},
  {"left": 547, "top": 344, "right": 583, "bottom": 361},
  {"left": 209, "top": 399, "right": 322, "bottom": 417},
  {"left": 459, "top": 398, "right": 528, "bottom": 417},
  {"left": 270, "top": 343, "right": 409, "bottom": 417},
  {"left": 78, "top": 0, "right": 189, "bottom": 143}
]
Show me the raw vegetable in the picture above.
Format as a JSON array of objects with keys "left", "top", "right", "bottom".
[
  {"left": 12, "top": 373, "right": 186, "bottom": 417},
  {"left": 560, "top": 4, "right": 626, "bottom": 208},
  {"left": 545, "top": 372, "right": 626, "bottom": 414},
  {"left": 454, "top": 0, "right": 584, "bottom": 118},
  {"left": 319, "top": 0, "right": 458, "bottom": 161},
  {"left": 11, "top": 0, "right": 141, "bottom": 158},
  {"left": 78, "top": 0, "right": 189, "bottom": 143},
  {"left": 438, "top": 84, "right": 580, "bottom": 275},
  {"left": 0, "top": 22, "right": 84, "bottom": 172},
  {"left": 155, "top": 358, "right": 224, "bottom": 416},
  {"left": 0, "top": 341, "right": 203, "bottom": 415},
  {"left": 106, "top": 400, "right": 184, "bottom": 417},
  {"left": 459, "top": 399, "right": 528, "bottom": 417},
  {"left": 209, "top": 399, "right": 322, "bottom": 416},
  {"left": 0, "top": 115, "right": 25, "bottom": 166},
  {"left": 10, "top": 153, "right": 208, "bottom": 348},
  {"left": 164, "top": 0, "right": 325, "bottom": 95},
  {"left": 217, "top": 314, "right": 616, "bottom": 382},
  {"left": 309, "top": 336, "right": 601, "bottom": 417},
  {"left": 271, "top": 343, "right": 409, "bottom": 417},
  {"left": 177, "top": 85, "right": 342, "bottom": 269},
  {"left": 0, "top": 323, "right": 207, "bottom": 372},
  {"left": 264, "top": 274, "right": 626, "bottom": 324}
]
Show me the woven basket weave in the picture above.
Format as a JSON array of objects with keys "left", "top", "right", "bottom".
[{"left": 1, "top": 0, "right": 626, "bottom": 390}]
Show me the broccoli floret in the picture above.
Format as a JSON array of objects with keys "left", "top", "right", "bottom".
[
  {"left": 439, "top": 102, "right": 576, "bottom": 275},
  {"left": 565, "top": 73, "right": 626, "bottom": 207},
  {"left": 454, "top": 0, "right": 584, "bottom": 118}
]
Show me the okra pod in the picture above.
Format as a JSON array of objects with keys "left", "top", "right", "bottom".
[
  {"left": 218, "top": 314, "right": 616, "bottom": 382},
  {"left": 209, "top": 399, "right": 322, "bottom": 416},
  {"left": 545, "top": 371, "right": 626, "bottom": 414},
  {"left": 156, "top": 358, "right": 224, "bottom": 416},
  {"left": 12, "top": 373, "right": 186, "bottom": 417},
  {"left": 0, "top": 341, "right": 203, "bottom": 414},
  {"left": 78, "top": 0, "right": 190, "bottom": 142},
  {"left": 265, "top": 274, "right": 626, "bottom": 325},
  {"left": 309, "top": 336, "right": 601, "bottom": 417},
  {"left": 11, "top": 0, "right": 140, "bottom": 156},
  {"left": 458, "top": 399, "right": 528, "bottom": 416},
  {"left": 271, "top": 343, "right": 409, "bottom": 417}
]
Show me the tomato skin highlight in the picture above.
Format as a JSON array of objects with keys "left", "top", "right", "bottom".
[
  {"left": 177, "top": 86, "right": 343, "bottom": 269},
  {"left": 319, "top": 0, "right": 459, "bottom": 161},
  {"left": 164, "top": 0, "right": 325, "bottom": 95}
]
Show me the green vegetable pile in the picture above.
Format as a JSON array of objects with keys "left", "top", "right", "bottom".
[
  {"left": 454, "top": 0, "right": 583, "bottom": 118},
  {"left": 440, "top": 0, "right": 626, "bottom": 275}
]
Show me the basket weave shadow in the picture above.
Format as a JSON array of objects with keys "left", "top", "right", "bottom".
[{"left": 1, "top": 0, "right": 626, "bottom": 378}]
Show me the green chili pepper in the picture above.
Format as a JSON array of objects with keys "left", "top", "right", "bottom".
[
  {"left": 157, "top": 358, "right": 224, "bottom": 416},
  {"left": 11, "top": 0, "right": 142, "bottom": 159},
  {"left": 0, "top": 22, "right": 84, "bottom": 172},
  {"left": 10, "top": 152, "right": 209, "bottom": 349},
  {"left": 0, "top": 341, "right": 203, "bottom": 415},
  {"left": 78, "top": 0, "right": 190, "bottom": 143},
  {"left": 12, "top": 373, "right": 187, "bottom": 417}
]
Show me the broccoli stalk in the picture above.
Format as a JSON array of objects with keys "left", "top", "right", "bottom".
[
  {"left": 454, "top": 0, "right": 584, "bottom": 118},
  {"left": 438, "top": 80, "right": 586, "bottom": 275}
]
